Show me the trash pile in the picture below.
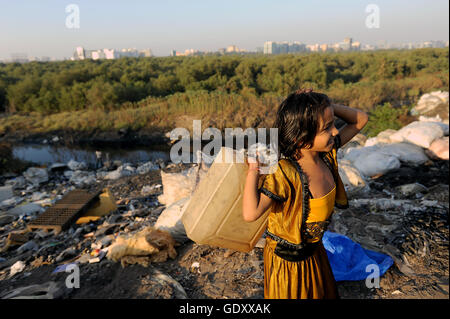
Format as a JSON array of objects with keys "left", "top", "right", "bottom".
[{"left": 0, "top": 91, "right": 448, "bottom": 299}]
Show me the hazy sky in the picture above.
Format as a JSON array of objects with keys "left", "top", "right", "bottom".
[{"left": 0, "top": 0, "right": 448, "bottom": 59}]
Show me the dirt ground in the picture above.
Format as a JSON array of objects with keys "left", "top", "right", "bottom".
[{"left": 0, "top": 160, "right": 448, "bottom": 300}]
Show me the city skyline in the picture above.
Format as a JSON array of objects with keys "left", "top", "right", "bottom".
[{"left": 1, "top": 0, "right": 448, "bottom": 60}]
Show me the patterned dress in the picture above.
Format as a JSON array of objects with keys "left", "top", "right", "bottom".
[{"left": 260, "top": 135, "right": 348, "bottom": 299}]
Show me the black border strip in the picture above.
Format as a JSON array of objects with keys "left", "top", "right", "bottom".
[{"left": 259, "top": 187, "right": 286, "bottom": 202}]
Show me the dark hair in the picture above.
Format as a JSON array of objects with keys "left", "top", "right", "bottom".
[{"left": 274, "top": 88, "right": 331, "bottom": 160}]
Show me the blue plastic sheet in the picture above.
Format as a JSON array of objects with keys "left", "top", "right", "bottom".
[{"left": 323, "top": 231, "right": 394, "bottom": 281}]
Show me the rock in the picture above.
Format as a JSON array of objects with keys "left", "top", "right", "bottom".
[
  {"left": 390, "top": 121, "right": 445, "bottom": 149},
  {"left": 0, "top": 185, "right": 13, "bottom": 202},
  {"left": 154, "top": 197, "right": 191, "bottom": 244},
  {"left": 0, "top": 214, "right": 17, "bottom": 226},
  {"left": 10, "top": 260, "right": 26, "bottom": 276},
  {"left": 67, "top": 160, "right": 87, "bottom": 171},
  {"left": 396, "top": 183, "right": 428, "bottom": 197},
  {"left": 23, "top": 167, "right": 49, "bottom": 186},
  {"left": 426, "top": 136, "right": 449, "bottom": 160}
]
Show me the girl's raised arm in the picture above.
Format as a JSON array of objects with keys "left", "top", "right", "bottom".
[
  {"left": 242, "top": 159, "right": 273, "bottom": 222},
  {"left": 332, "top": 103, "right": 369, "bottom": 147}
]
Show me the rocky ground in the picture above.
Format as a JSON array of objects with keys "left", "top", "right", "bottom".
[{"left": 0, "top": 153, "right": 448, "bottom": 299}]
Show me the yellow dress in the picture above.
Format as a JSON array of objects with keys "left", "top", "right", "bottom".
[{"left": 260, "top": 142, "right": 348, "bottom": 299}]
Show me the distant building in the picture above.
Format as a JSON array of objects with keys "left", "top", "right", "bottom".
[
  {"left": 10, "top": 53, "right": 28, "bottom": 63},
  {"left": 264, "top": 41, "right": 306, "bottom": 54},
  {"left": 71, "top": 46, "right": 152, "bottom": 60},
  {"left": 264, "top": 41, "right": 277, "bottom": 54}
]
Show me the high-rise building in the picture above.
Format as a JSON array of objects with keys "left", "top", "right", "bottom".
[{"left": 264, "top": 41, "right": 278, "bottom": 54}]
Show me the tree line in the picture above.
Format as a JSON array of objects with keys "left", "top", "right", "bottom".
[{"left": 0, "top": 48, "right": 448, "bottom": 115}]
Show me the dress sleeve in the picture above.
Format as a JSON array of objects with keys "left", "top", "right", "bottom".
[{"left": 259, "top": 164, "right": 288, "bottom": 202}]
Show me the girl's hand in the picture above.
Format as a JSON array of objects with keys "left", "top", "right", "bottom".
[{"left": 246, "top": 152, "right": 261, "bottom": 175}]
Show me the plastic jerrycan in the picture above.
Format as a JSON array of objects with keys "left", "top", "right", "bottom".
[{"left": 182, "top": 147, "right": 269, "bottom": 252}]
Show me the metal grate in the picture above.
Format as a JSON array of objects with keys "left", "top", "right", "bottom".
[{"left": 27, "top": 188, "right": 102, "bottom": 234}]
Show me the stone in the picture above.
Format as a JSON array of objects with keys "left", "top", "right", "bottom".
[{"left": 23, "top": 167, "right": 49, "bottom": 186}]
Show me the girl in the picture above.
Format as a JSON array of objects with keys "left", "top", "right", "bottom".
[{"left": 243, "top": 88, "right": 369, "bottom": 299}]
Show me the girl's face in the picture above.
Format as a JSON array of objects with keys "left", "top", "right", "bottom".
[{"left": 309, "top": 106, "right": 339, "bottom": 152}]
